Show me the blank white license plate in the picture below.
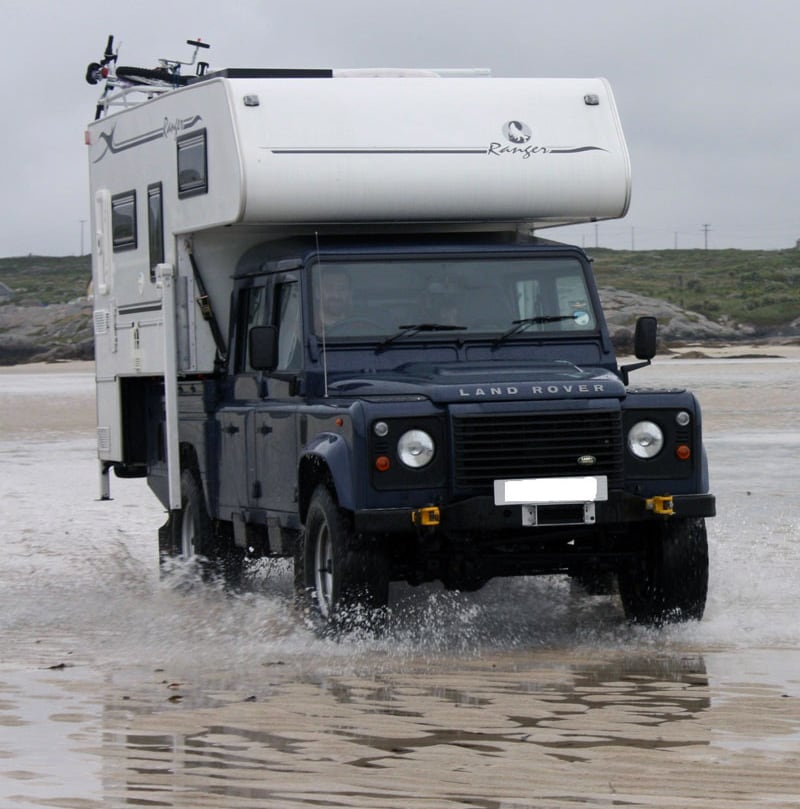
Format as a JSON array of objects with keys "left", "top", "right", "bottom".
[{"left": 493, "top": 476, "right": 608, "bottom": 506}]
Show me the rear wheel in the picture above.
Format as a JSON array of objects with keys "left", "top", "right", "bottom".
[
  {"left": 158, "top": 469, "right": 243, "bottom": 587},
  {"left": 296, "top": 485, "right": 389, "bottom": 630},
  {"left": 618, "top": 517, "right": 708, "bottom": 625}
]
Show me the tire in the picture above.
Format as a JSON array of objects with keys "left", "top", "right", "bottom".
[
  {"left": 296, "top": 485, "right": 389, "bottom": 630},
  {"left": 85, "top": 62, "right": 102, "bottom": 85},
  {"left": 618, "top": 517, "right": 708, "bottom": 625},
  {"left": 158, "top": 469, "right": 243, "bottom": 587}
]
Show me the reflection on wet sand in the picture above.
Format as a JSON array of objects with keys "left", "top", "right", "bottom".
[{"left": 93, "top": 652, "right": 791, "bottom": 808}]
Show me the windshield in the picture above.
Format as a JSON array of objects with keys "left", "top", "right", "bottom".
[{"left": 310, "top": 255, "right": 597, "bottom": 340}]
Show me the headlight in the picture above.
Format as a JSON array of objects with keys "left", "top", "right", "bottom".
[
  {"left": 627, "top": 420, "right": 664, "bottom": 459},
  {"left": 397, "top": 429, "right": 435, "bottom": 468}
]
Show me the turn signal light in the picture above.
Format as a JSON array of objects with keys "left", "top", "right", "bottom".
[
  {"left": 675, "top": 444, "right": 691, "bottom": 460},
  {"left": 412, "top": 506, "right": 441, "bottom": 527}
]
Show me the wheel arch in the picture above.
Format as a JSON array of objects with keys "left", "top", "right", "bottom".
[
  {"left": 176, "top": 441, "right": 217, "bottom": 521},
  {"left": 298, "top": 434, "right": 356, "bottom": 522}
]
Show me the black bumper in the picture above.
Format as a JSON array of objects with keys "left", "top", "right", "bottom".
[{"left": 353, "top": 491, "right": 716, "bottom": 535}]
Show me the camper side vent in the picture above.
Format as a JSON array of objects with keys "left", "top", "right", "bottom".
[
  {"left": 97, "top": 427, "right": 111, "bottom": 453},
  {"left": 94, "top": 309, "right": 110, "bottom": 335}
]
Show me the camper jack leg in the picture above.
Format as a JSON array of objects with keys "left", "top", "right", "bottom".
[{"left": 99, "top": 460, "right": 112, "bottom": 501}]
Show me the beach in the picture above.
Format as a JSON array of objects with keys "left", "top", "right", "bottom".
[{"left": 1, "top": 352, "right": 799, "bottom": 807}]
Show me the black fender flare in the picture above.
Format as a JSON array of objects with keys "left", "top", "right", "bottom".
[{"left": 298, "top": 433, "right": 355, "bottom": 519}]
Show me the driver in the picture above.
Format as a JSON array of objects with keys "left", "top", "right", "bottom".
[{"left": 315, "top": 268, "right": 353, "bottom": 332}]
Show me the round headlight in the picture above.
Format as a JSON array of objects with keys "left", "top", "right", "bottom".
[
  {"left": 627, "top": 420, "right": 664, "bottom": 459},
  {"left": 397, "top": 429, "right": 435, "bottom": 468}
]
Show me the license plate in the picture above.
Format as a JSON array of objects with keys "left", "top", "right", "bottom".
[{"left": 493, "top": 476, "right": 608, "bottom": 506}]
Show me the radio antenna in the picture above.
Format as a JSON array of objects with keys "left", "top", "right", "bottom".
[{"left": 314, "top": 232, "right": 329, "bottom": 397}]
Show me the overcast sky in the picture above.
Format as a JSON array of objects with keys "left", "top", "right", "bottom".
[{"left": 2, "top": 0, "right": 798, "bottom": 255}]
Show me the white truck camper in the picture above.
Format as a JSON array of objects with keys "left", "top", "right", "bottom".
[{"left": 86, "top": 39, "right": 713, "bottom": 630}]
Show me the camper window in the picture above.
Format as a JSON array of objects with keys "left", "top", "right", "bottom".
[
  {"left": 147, "top": 183, "right": 164, "bottom": 281},
  {"left": 111, "top": 191, "right": 137, "bottom": 252},
  {"left": 177, "top": 129, "right": 208, "bottom": 198}
]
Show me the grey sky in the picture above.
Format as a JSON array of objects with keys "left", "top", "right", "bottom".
[{"left": 2, "top": 0, "right": 798, "bottom": 255}]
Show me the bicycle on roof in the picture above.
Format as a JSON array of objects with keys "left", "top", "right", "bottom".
[{"left": 85, "top": 35, "right": 211, "bottom": 119}]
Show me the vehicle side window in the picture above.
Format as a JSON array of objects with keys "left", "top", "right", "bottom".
[
  {"left": 147, "top": 183, "right": 163, "bottom": 282},
  {"left": 111, "top": 190, "right": 136, "bottom": 252},
  {"left": 177, "top": 129, "right": 208, "bottom": 198},
  {"left": 275, "top": 282, "right": 302, "bottom": 371},
  {"left": 235, "top": 286, "right": 268, "bottom": 373}
]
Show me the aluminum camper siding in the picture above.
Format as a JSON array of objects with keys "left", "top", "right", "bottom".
[{"left": 228, "top": 75, "right": 631, "bottom": 227}]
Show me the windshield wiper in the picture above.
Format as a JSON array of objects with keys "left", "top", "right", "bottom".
[
  {"left": 493, "top": 315, "right": 577, "bottom": 345},
  {"left": 378, "top": 322, "right": 467, "bottom": 351}
]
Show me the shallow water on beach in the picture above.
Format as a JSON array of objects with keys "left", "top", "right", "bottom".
[{"left": 1, "top": 356, "right": 799, "bottom": 807}]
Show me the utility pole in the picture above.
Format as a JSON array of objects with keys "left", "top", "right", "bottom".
[
  {"left": 79, "top": 219, "right": 86, "bottom": 256},
  {"left": 594, "top": 222, "right": 599, "bottom": 248},
  {"left": 701, "top": 223, "right": 711, "bottom": 250}
]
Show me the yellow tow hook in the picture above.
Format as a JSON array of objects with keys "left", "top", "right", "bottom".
[
  {"left": 646, "top": 495, "right": 675, "bottom": 516},
  {"left": 412, "top": 506, "right": 441, "bottom": 527}
]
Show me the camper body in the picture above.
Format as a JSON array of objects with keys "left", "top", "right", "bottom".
[{"left": 87, "top": 70, "right": 714, "bottom": 626}]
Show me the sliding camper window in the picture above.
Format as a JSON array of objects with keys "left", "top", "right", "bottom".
[
  {"left": 111, "top": 191, "right": 137, "bottom": 252},
  {"left": 147, "top": 183, "right": 164, "bottom": 281},
  {"left": 177, "top": 129, "right": 208, "bottom": 198}
]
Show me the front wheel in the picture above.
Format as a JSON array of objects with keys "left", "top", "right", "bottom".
[
  {"left": 618, "top": 517, "right": 709, "bottom": 625},
  {"left": 296, "top": 486, "right": 389, "bottom": 630}
]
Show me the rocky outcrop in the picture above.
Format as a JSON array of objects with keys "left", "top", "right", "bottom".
[
  {"left": 0, "top": 301, "right": 94, "bottom": 365},
  {"left": 0, "top": 288, "right": 782, "bottom": 365},
  {"left": 599, "top": 287, "right": 751, "bottom": 350}
]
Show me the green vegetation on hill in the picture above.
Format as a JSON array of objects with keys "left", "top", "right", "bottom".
[
  {"left": 588, "top": 248, "right": 800, "bottom": 328},
  {"left": 1, "top": 249, "right": 799, "bottom": 330},
  {"left": 0, "top": 255, "right": 91, "bottom": 305}
]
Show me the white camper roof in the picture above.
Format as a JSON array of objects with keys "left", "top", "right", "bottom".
[{"left": 87, "top": 71, "right": 631, "bottom": 232}]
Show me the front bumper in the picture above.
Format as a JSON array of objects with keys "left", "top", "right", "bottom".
[{"left": 353, "top": 491, "right": 716, "bottom": 535}]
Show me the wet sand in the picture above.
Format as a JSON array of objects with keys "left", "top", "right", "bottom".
[{"left": 1, "top": 353, "right": 799, "bottom": 807}]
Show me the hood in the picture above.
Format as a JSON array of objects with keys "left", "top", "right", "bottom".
[{"left": 326, "top": 359, "right": 625, "bottom": 403}]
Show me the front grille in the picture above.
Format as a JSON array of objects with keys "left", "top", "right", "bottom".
[{"left": 452, "top": 410, "right": 624, "bottom": 492}]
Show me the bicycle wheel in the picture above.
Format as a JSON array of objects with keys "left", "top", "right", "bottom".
[{"left": 116, "top": 65, "right": 189, "bottom": 86}]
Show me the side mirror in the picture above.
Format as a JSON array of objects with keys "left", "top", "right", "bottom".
[
  {"left": 248, "top": 325, "right": 278, "bottom": 371},
  {"left": 620, "top": 316, "right": 657, "bottom": 385},
  {"left": 634, "top": 316, "right": 657, "bottom": 360}
]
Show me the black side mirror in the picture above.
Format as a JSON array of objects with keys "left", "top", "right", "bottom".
[
  {"left": 634, "top": 316, "right": 657, "bottom": 360},
  {"left": 248, "top": 325, "right": 278, "bottom": 371},
  {"left": 620, "top": 316, "right": 658, "bottom": 385}
]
